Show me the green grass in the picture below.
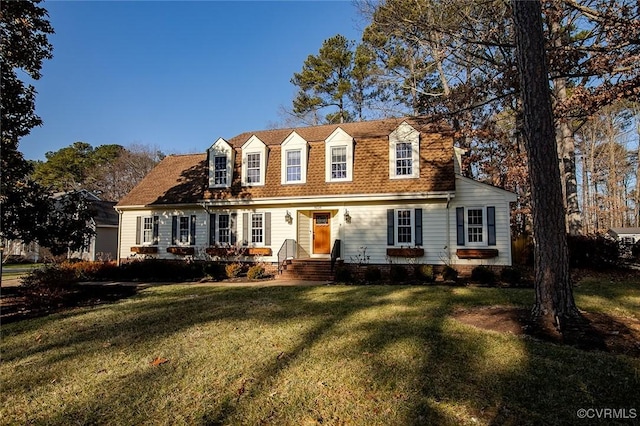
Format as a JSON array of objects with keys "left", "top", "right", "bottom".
[
  {"left": 1, "top": 263, "right": 42, "bottom": 278},
  {"left": 1, "top": 279, "right": 639, "bottom": 425}
]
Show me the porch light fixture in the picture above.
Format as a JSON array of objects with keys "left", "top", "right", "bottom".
[
  {"left": 285, "top": 210, "right": 293, "bottom": 224},
  {"left": 344, "top": 209, "right": 351, "bottom": 223}
]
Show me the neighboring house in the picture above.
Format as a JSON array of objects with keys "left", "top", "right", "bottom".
[
  {"left": 3, "top": 191, "right": 119, "bottom": 262},
  {"left": 607, "top": 228, "right": 640, "bottom": 245},
  {"left": 74, "top": 199, "right": 119, "bottom": 261},
  {"left": 115, "top": 118, "right": 517, "bottom": 279}
]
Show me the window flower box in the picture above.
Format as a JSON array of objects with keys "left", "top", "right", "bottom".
[
  {"left": 247, "top": 247, "right": 272, "bottom": 256},
  {"left": 206, "top": 247, "right": 247, "bottom": 257},
  {"left": 456, "top": 249, "right": 499, "bottom": 259},
  {"left": 167, "top": 246, "right": 195, "bottom": 256},
  {"left": 131, "top": 246, "right": 158, "bottom": 254},
  {"left": 386, "top": 247, "right": 424, "bottom": 257}
]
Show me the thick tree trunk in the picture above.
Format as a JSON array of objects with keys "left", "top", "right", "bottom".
[{"left": 511, "top": 0, "right": 579, "bottom": 335}]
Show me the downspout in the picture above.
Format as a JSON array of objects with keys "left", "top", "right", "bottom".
[
  {"left": 115, "top": 207, "right": 123, "bottom": 266},
  {"left": 446, "top": 193, "right": 451, "bottom": 264}
]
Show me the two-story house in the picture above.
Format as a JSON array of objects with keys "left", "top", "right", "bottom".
[{"left": 115, "top": 118, "right": 517, "bottom": 279}]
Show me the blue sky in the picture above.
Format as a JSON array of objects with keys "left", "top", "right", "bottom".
[{"left": 21, "top": 1, "right": 364, "bottom": 161}]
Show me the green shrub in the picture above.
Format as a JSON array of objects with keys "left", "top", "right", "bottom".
[
  {"left": 247, "top": 265, "right": 265, "bottom": 280},
  {"left": 20, "top": 263, "right": 78, "bottom": 290},
  {"left": 364, "top": 265, "right": 382, "bottom": 282},
  {"left": 389, "top": 264, "right": 407, "bottom": 282},
  {"left": 442, "top": 265, "right": 458, "bottom": 282},
  {"left": 334, "top": 265, "right": 352, "bottom": 283},
  {"left": 471, "top": 266, "right": 496, "bottom": 284},
  {"left": 118, "top": 259, "right": 205, "bottom": 282},
  {"left": 225, "top": 262, "right": 243, "bottom": 278},
  {"left": 500, "top": 266, "right": 522, "bottom": 285},
  {"left": 414, "top": 264, "right": 435, "bottom": 283}
]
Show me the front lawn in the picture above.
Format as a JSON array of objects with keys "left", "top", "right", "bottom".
[{"left": 1, "top": 278, "right": 638, "bottom": 425}]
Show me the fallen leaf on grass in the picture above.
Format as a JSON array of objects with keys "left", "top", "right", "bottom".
[{"left": 150, "top": 357, "right": 169, "bottom": 366}]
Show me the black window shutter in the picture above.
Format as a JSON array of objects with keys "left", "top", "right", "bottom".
[
  {"left": 264, "top": 212, "right": 271, "bottom": 246},
  {"left": 242, "top": 212, "right": 249, "bottom": 246},
  {"left": 487, "top": 206, "right": 496, "bottom": 246},
  {"left": 135, "top": 216, "right": 141, "bottom": 245},
  {"left": 152, "top": 216, "right": 159, "bottom": 245},
  {"left": 387, "top": 209, "right": 395, "bottom": 246},
  {"left": 456, "top": 207, "right": 465, "bottom": 246},
  {"left": 190, "top": 215, "right": 196, "bottom": 245},
  {"left": 209, "top": 213, "right": 216, "bottom": 245},
  {"left": 171, "top": 215, "right": 178, "bottom": 245},
  {"left": 414, "top": 208, "right": 423, "bottom": 245},
  {"left": 230, "top": 213, "right": 237, "bottom": 245}
]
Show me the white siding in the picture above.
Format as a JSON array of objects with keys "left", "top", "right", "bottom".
[
  {"left": 118, "top": 178, "right": 515, "bottom": 266},
  {"left": 448, "top": 176, "right": 516, "bottom": 266}
]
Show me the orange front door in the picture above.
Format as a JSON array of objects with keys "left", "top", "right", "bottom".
[{"left": 313, "top": 213, "right": 331, "bottom": 254}]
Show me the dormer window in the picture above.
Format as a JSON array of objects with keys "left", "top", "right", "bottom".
[
  {"left": 247, "top": 153, "right": 261, "bottom": 184},
  {"left": 213, "top": 155, "right": 228, "bottom": 185},
  {"left": 208, "top": 138, "right": 234, "bottom": 189},
  {"left": 281, "top": 131, "right": 308, "bottom": 184},
  {"left": 325, "top": 127, "right": 354, "bottom": 182},
  {"left": 242, "top": 135, "right": 268, "bottom": 186},
  {"left": 389, "top": 122, "right": 420, "bottom": 179}
]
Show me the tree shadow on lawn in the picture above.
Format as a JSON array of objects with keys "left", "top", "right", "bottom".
[{"left": 2, "top": 284, "right": 639, "bottom": 425}]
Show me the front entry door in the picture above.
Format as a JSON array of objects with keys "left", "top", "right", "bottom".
[{"left": 312, "top": 212, "right": 331, "bottom": 254}]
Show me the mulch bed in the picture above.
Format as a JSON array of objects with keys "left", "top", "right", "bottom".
[{"left": 454, "top": 306, "right": 640, "bottom": 358}]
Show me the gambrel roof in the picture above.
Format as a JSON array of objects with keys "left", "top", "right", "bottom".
[{"left": 116, "top": 118, "right": 455, "bottom": 208}]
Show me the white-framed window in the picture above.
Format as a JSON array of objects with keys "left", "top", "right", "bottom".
[
  {"left": 251, "top": 213, "right": 263, "bottom": 244},
  {"left": 214, "top": 156, "right": 227, "bottom": 186},
  {"left": 467, "top": 208, "right": 484, "bottom": 244},
  {"left": 208, "top": 138, "right": 234, "bottom": 189},
  {"left": 397, "top": 209, "right": 413, "bottom": 244},
  {"left": 136, "top": 215, "right": 158, "bottom": 246},
  {"left": 331, "top": 146, "right": 347, "bottom": 179},
  {"left": 172, "top": 214, "right": 196, "bottom": 246},
  {"left": 242, "top": 135, "right": 267, "bottom": 186},
  {"left": 389, "top": 122, "right": 420, "bottom": 179},
  {"left": 281, "top": 131, "right": 308, "bottom": 184},
  {"left": 325, "top": 127, "right": 354, "bottom": 182},
  {"left": 142, "top": 216, "right": 154, "bottom": 244},
  {"left": 218, "top": 214, "right": 230, "bottom": 245},
  {"left": 286, "top": 150, "right": 302, "bottom": 182},
  {"left": 395, "top": 142, "right": 413, "bottom": 176},
  {"left": 387, "top": 208, "right": 423, "bottom": 246},
  {"left": 179, "top": 216, "right": 190, "bottom": 244},
  {"left": 456, "top": 206, "right": 496, "bottom": 247},
  {"left": 247, "top": 153, "right": 261, "bottom": 184}
]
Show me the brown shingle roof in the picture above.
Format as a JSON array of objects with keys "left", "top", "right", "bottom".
[
  {"left": 116, "top": 118, "right": 455, "bottom": 208},
  {"left": 116, "top": 154, "right": 208, "bottom": 207}
]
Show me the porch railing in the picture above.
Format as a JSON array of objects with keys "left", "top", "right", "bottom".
[
  {"left": 277, "top": 239, "right": 298, "bottom": 274},
  {"left": 330, "top": 239, "right": 341, "bottom": 272}
]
